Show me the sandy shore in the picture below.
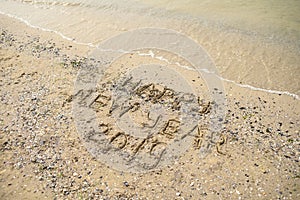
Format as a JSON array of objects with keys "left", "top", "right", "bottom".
[{"left": 1, "top": 14, "right": 299, "bottom": 200}]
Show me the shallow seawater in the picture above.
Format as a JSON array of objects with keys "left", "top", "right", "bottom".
[
  {"left": 0, "top": 0, "right": 299, "bottom": 96},
  {"left": 138, "top": 0, "right": 300, "bottom": 42}
]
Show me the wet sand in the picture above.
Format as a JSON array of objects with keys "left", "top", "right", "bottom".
[{"left": 0, "top": 12, "right": 300, "bottom": 200}]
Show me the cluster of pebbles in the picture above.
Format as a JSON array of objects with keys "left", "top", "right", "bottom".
[{"left": 0, "top": 25, "right": 299, "bottom": 200}]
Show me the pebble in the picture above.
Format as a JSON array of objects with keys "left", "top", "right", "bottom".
[{"left": 123, "top": 181, "right": 129, "bottom": 187}]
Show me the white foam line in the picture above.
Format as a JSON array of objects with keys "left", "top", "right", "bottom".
[
  {"left": 137, "top": 50, "right": 155, "bottom": 58},
  {"left": 0, "top": 11, "right": 97, "bottom": 48},
  {"left": 138, "top": 51, "right": 300, "bottom": 100},
  {"left": 220, "top": 78, "right": 300, "bottom": 100},
  {"left": 97, "top": 47, "right": 130, "bottom": 54},
  {"left": 1, "top": 11, "right": 299, "bottom": 100}
]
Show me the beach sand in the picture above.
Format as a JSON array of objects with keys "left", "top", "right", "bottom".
[{"left": 1, "top": 11, "right": 299, "bottom": 200}]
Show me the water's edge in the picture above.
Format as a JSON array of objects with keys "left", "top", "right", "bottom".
[{"left": 1, "top": 11, "right": 299, "bottom": 100}]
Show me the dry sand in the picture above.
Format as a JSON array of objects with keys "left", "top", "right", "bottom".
[{"left": 0, "top": 14, "right": 299, "bottom": 199}]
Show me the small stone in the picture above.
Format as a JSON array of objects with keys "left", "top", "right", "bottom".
[
  {"left": 266, "top": 127, "right": 272, "bottom": 133},
  {"left": 176, "top": 192, "right": 181, "bottom": 196},
  {"left": 123, "top": 181, "right": 129, "bottom": 187}
]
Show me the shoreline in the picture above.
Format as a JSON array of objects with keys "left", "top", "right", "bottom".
[
  {"left": 1, "top": 12, "right": 299, "bottom": 100},
  {"left": 1, "top": 0, "right": 299, "bottom": 95}
]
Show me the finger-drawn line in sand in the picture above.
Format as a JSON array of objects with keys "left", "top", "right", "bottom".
[{"left": 73, "top": 28, "right": 226, "bottom": 172}]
